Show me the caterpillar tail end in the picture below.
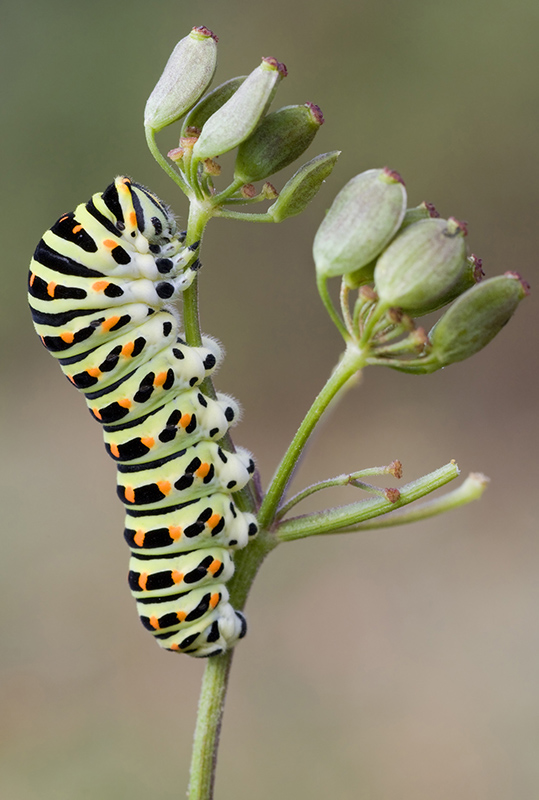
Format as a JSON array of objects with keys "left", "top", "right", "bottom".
[{"left": 162, "top": 604, "right": 248, "bottom": 658}]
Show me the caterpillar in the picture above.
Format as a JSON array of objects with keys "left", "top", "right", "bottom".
[{"left": 28, "top": 176, "right": 258, "bottom": 657}]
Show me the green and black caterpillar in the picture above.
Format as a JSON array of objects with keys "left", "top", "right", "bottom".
[{"left": 28, "top": 176, "right": 258, "bottom": 657}]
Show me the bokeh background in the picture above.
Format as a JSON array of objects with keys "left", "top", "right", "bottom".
[{"left": 2, "top": 1, "right": 539, "bottom": 798}]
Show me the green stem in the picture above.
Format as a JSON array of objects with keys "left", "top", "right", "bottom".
[
  {"left": 332, "top": 471, "right": 489, "bottom": 532},
  {"left": 276, "top": 465, "right": 399, "bottom": 520},
  {"left": 316, "top": 275, "right": 349, "bottom": 340},
  {"left": 211, "top": 176, "right": 245, "bottom": 206},
  {"left": 188, "top": 346, "right": 367, "bottom": 797},
  {"left": 144, "top": 125, "right": 190, "bottom": 195},
  {"left": 182, "top": 199, "right": 212, "bottom": 346},
  {"left": 340, "top": 280, "right": 354, "bottom": 336},
  {"left": 276, "top": 461, "right": 460, "bottom": 541},
  {"left": 188, "top": 653, "right": 233, "bottom": 800},
  {"left": 213, "top": 209, "right": 275, "bottom": 222},
  {"left": 187, "top": 528, "right": 277, "bottom": 800},
  {"left": 257, "top": 344, "right": 366, "bottom": 530}
]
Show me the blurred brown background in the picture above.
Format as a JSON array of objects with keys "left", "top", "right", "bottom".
[{"left": 2, "top": 0, "right": 538, "bottom": 798}]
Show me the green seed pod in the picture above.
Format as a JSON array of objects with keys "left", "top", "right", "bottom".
[
  {"left": 181, "top": 76, "right": 246, "bottom": 136},
  {"left": 267, "top": 151, "right": 340, "bottom": 222},
  {"left": 144, "top": 27, "right": 218, "bottom": 133},
  {"left": 374, "top": 217, "right": 468, "bottom": 313},
  {"left": 343, "top": 259, "right": 376, "bottom": 289},
  {"left": 404, "top": 254, "right": 485, "bottom": 317},
  {"left": 399, "top": 201, "right": 439, "bottom": 230},
  {"left": 192, "top": 57, "right": 287, "bottom": 161},
  {"left": 313, "top": 168, "right": 407, "bottom": 280},
  {"left": 428, "top": 272, "right": 529, "bottom": 367},
  {"left": 234, "top": 103, "right": 324, "bottom": 183}
]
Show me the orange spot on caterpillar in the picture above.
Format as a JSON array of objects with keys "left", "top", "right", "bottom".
[
  {"left": 208, "top": 560, "right": 221, "bottom": 575},
  {"left": 169, "top": 643, "right": 180, "bottom": 651},
  {"left": 102, "top": 239, "right": 118, "bottom": 249},
  {"left": 138, "top": 573, "right": 148, "bottom": 591},
  {"left": 195, "top": 462, "right": 211, "bottom": 479},
  {"left": 58, "top": 215, "right": 69, "bottom": 222},
  {"left": 92, "top": 407, "right": 102, "bottom": 420},
  {"left": 149, "top": 616, "right": 160, "bottom": 630},
  {"left": 176, "top": 611, "right": 187, "bottom": 622},
  {"left": 141, "top": 437, "right": 155, "bottom": 449},
  {"left": 92, "top": 280, "right": 109, "bottom": 292},
  {"left": 47, "top": 281, "right": 57, "bottom": 298},
  {"left": 209, "top": 593, "right": 220, "bottom": 609},
  {"left": 60, "top": 331, "right": 74, "bottom": 343},
  {"left": 134, "top": 529, "right": 146, "bottom": 547},
  {"left": 129, "top": 211, "right": 137, "bottom": 227},
  {"left": 121, "top": 341, "right": 135, "bottom": 357},
  {"left": 101, "top": 316, "right": 120, "bottom": 332},
  {"left": 87, "top": 367, "right": 101, "bottom": 378},
  {"left": 72, "top": 224, "right": 83, "bottom": 234},
  {"left": 124, "top": 486, "right": 135, "bottom": 503},
  {"left": 157, "top": 480, "right": 171, "bottom": 495},
  {"left": 154, "top": 372, "right": 168, "bottom": 387},
  {"left": 117, "top": 398, "right": 131, "bottom": 409},
  {"left": 110, "top": 444, "right": 120, "bottom": 458},
  {"left": 168, "top": 526, "right": 182, "bottom": 541},
  {"left": 66, "top": 375, "right": 76, "bottom": 384},
  {"left": 179, "top": 414, "right": 192, "bottom": 428},
  {"left": 29, "top": 272, "right": 35, "bottom": 287},
  {"left": 171, "top": 571, "right": 183, "bottom": 584},
  {"left": 207, "top": 514, "right": 221, "bottom": 530}
]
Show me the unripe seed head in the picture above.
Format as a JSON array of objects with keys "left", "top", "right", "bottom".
[
  {"left": 144, "top": 27, "right": 218, "bottom": 132},
  {"left": 428, "top": 272, "right": 529, "bottom": 366},
  {"left": 374, "top": 217, "right": 468, "bottom": 313},
  {"left": 400, "top": 201, "right": 440, "bottom": 231},
  {"left": 267, "top": 151, "right": 340, "bottom": 222},
  {"left": 181, "top": 76, "right": 246, "bottom": 136},
  {"left": 192, "top": 57, "right": 286, "bottom": 161},
  {"left": 403, "top": 252, "right": 485, "bottom": 317},
  {"left": 235, "top": 103, "right": 324, "bottom": 183},
  {"left": 313, "top": 168, "right": 407, "bottom": 280}
]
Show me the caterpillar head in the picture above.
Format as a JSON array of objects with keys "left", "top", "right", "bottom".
[{"left": 106, "top": 176, "right": 179, "bottom": 246}]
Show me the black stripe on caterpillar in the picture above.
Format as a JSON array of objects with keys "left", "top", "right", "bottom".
[{"left": 28, "top": 176, "right": 258, "bottom": 657}]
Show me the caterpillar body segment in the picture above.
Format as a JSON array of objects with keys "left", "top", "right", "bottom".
[{"left": 29, "top": 176, "right": 258, "bottom": 657}]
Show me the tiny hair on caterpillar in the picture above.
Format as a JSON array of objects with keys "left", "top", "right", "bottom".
[{"left": 28, "top": 176, "right": 258, "bottom": 657}]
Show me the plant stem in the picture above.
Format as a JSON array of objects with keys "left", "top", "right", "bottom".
[
  {"left": 257, "top": 343, "right": 366, "bottom": 530},
  {"left": 145, "top": 126, "right": 190, "bottom": 195},
  {"left": 316, "top": 275, "right": 349, "bottom": 340},
  {"left": 186, "top": 344, "right": 367, "bottom": 799},
  {"left": 331, "top": 471, "right": 489, "bottom": 532},
  {"left": 276, "top": 465, "right": 398, "bottom": 519},
  {"left": 213, "top": 209, "right": 275, "bottom": 222},
  {"left": 276, "top": 461, "right": 460, "bottom": 541},
  {"left": 187, "top": 528, "right": 277, "bottom": 800},
  {"left": 188, "top": 653, "right": 233, "bottom": 800}
]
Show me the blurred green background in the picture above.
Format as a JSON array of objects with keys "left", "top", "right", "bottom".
[{"left": 2, "top": 0, "right": 539, "bottom": 798}]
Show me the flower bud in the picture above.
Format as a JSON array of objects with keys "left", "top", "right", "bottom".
[
  {"left": 428, "top": 272, "right": 529, "bottom": 367},
  {"left": 192, "top": 57, "right": 287, "bottom": 161},
  {"left": 181, "top": 76, "right": 246, "bottom": 135},
  {"left": 267, "top": 151, "right": 340, "bottom": 222},
  {"left": 144, "top": 27, "right": 218, "bottom": 132},
  {"left": 313, "top": 168, "right": 407, "bottom": 280},
  {"left": 234, "top": 103, "right": 324, "bottom": 183},
  {"left": 374, "top": 217, "right": 468, "bottom": 313}
]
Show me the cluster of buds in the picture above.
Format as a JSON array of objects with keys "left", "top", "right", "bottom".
[
  {"left": 313, "top": 168, "right": 529, "bottom": 372},
  {"left": 144, "top": 26, "right": 339, "bottom": 219}
]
